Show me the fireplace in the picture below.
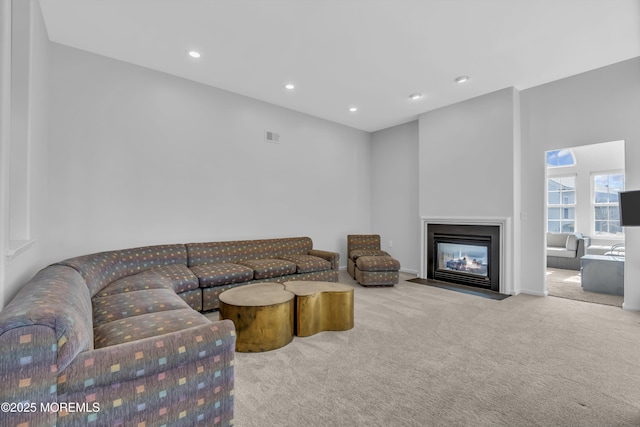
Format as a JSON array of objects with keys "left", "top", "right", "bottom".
[{"left": 426, "top": 223, "right": 500, "bottom": 292}]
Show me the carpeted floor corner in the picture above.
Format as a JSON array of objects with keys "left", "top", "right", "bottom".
[
  {"left": 546, "top": 267, "right": 623, "bottom": 307},
  {"left": 209, "top": 270, "right": 640, "bottom": 426}
]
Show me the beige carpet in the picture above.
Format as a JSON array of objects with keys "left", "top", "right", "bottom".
[
  {"left": 208, "top": 271, "right": 640, "bottom": 426},
  {"left": 546, "top": 268, "right": 624, "bottom": 307}
]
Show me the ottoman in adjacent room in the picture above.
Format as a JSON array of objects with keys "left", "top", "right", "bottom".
[
  {"left": 581, "top": 254, "right": 624, "bottom": 296},
  {"left": 355, "top": 255, "right": 400, "bottom": 287}
]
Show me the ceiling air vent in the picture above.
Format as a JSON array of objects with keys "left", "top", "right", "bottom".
[{"left": 264, "top": 130, "right": 280, "bottom": 143}]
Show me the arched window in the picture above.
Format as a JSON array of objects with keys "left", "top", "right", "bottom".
[{"left": 546, "top": 149, "right": 576, "bottom": 167}]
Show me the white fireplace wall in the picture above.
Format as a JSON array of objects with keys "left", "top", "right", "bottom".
[{"left": 418, "top": 88, "right": 520, "bottom": 294}]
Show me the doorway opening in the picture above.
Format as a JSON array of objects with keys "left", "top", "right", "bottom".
[{"left": 544, "top": 140, "right": 625, "bottom": 307}]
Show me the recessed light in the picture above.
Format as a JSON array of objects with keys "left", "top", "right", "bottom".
[
  {"left": 188, "top": 51, "right": 201, "bottom": 58},
  {"left": 349, "top": 107, "right": 358, "bottom": 113},
  {"left": 284, "top": 84, "right": 295, "bottom": 90},
  {"left": 455, "top": 76, "right": 469, "bottom": 83},
  {"left": 409, "top": 93, "right": 423, "bottom": 100}
]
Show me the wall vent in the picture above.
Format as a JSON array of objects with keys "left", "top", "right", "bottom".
[{"left": 264, "top": 130, "right": 280, "bottom": 143}]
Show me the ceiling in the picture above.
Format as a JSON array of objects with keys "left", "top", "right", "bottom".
[{"left": 38, "top": 0, "right": 640, "bottom": 132}]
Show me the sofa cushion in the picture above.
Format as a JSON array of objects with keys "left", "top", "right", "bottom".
[
  {"left": 153, "top": 263, "right": 200, "bottom": 293},
  {"left": 190, "top": 263, "right": 254, "bottom": 288},
  {"left": 93, "top": 308, "right": 210, "bottom": 348},
  {"left": 96, "top": 264, "right": 199, "bottom": 297},
  {"left": 96, "top": 270, "right": 173, "bottom": 296},
  {"left": 277, "top": 254, "right": 331, "bottom": 273},
  {"left": 546, "top": 247, "right": 576, "bottom": 258},
  {"left": 178, "top": 288, "right": 203, "bottom": 311},
  {"left": 547, "top": 233, "right": 569, "bottom": 248},
  {"left": 566, "top": 234, "right": 579, "bottom": 251},
  {"left": 237, "top": 259, "right": 297, "bottom": 279},
  {"left": 349, "top": 249, "right": 390, "bottom": 260},
  {"left": 92, "top": 289, "right": 192, "bottom": 326}
]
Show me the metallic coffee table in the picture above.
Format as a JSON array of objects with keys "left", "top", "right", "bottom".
[
  {"left": 284, "top": 281, "right": 354, "bottom": 337},
  {"left": 219, "top": 283, "right": 294, "bottom": 352},
  {"left": 219, "top": 281, "right": 354, "bottom": 352}
]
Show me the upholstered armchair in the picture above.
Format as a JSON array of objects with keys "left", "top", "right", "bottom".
[
  {"left": 347, "top": 235, "right": 389, "bottom": 278},
  {"left": 347, "top": 235, "right": 400, "bottom": 286}
]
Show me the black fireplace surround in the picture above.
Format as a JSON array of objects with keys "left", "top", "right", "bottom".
[{"left": 427, "top": 223, "right": 500, "bottom": 292}]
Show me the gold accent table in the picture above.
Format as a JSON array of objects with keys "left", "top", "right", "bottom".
[
  {"left": 283, "top": 281, "right": 354, "bottom": 337},
  {"left": 219, "top": 283, "right": 294, "bottom": 352}
]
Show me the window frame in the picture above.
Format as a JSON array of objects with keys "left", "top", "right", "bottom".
[
  {"left": 547, "top": 174, "right": 577, "bottom": 233},
  {"left": 591, "top": 170, "right": 625, "bottom": 239},
  {"left": 546, "top": 149, "right": 576, "bottom": 168}
]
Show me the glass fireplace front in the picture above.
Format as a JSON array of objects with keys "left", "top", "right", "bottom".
[
  {"left": 427, "top": 223, "right": 500, "bottom": 291},
  {"left": 437, "top": 242, "right": 488, "bottom": 277}
]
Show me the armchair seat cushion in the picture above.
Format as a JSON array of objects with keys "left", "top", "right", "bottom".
[
  {"left": 237, "top": 259, "right": 297, "bottom": 279},
  {"left": 190, "top": 263, "right": 254, "bottom": 288},
  {"left": 93, "top": 308, "right": 210, "bottom": 348},
  {"left": 349, "top": 249, "right": 390, "bottom": 260},
  {"left": 277, "top": 254, "right": 331, "bottom": 273}
]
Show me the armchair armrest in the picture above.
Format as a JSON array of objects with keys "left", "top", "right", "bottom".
[{"left": 308, "top": 249, "right": 340, "bottom": 270}]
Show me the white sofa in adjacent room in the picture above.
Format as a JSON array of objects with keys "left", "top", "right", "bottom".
[{"left": 546, "top": 232, "right": 591, "bottom": 270}]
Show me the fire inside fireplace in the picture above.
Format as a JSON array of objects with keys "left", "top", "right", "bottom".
[
  {"left": 437, "top": 242, "right": 488, "bottom": 277},
  {"left": 427, "top": 223, "right": 500, "bottom": 292}
]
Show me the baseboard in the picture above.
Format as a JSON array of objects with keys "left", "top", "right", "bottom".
[
  {"left": 519, "top": 289, "right": 549, "bottom": 297},
  {"left": 341, "top": 265, "right": 417, "bottom": 275},
  {"left": 622, "top": 302, "right": 640, "bottom": 312}
]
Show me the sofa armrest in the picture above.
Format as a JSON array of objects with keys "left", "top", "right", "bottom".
[
  {"left": 56, "top": 320, "right": 235, "bottom": 425},
  {"left": 308, "top": 249, "right": 340, "bottom": 270},
  {"left": 57, "top": 320, "right": 236, "bottom": 394},
  {"left": 577, "top": 236, "right": 590, "bottom": 258},
  {"left": 0, "top": 325, "right": 59, "bottom": 427}
]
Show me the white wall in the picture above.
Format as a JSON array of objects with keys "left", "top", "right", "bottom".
[
  {"left": 0, "top": 0, "right": 11, "bottom": 309},
  {"left": 418, "top": 87, "right": 519, "bottom": 293},
  {"left": 419, "top": 88, "right": 518, "bottom": 217},
  {"left": 46, "top": 44, "right": 371, "bottom": 267},
  {"left": 521, "top": 57, "right": 640, "bottom": 311},
  {"left": 371, "top": 121, "right": 419, "bottom": 273},
  {"left": 546, "top": 140, "right": 625, "bottom": 246},
  {"left": 1, "top": 0, "right": 50, "bottom": 307}
]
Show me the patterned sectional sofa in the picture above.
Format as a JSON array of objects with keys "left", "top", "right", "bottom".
[{"left": 0, "top": 237, "right": 338, "bottom": 426}]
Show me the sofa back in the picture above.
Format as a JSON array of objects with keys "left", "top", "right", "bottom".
[
  {"left": 187, "top": 237, "right": 313, "bottom": 266},
  {"left": 57, "top": 244, "right": 188, "bottom": 296},
  {"left": 0, "top": 265, "right": 93, "bottom": 426},
  {"left": 547, "top": 232, "right": 584, "bottom": 251}
]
